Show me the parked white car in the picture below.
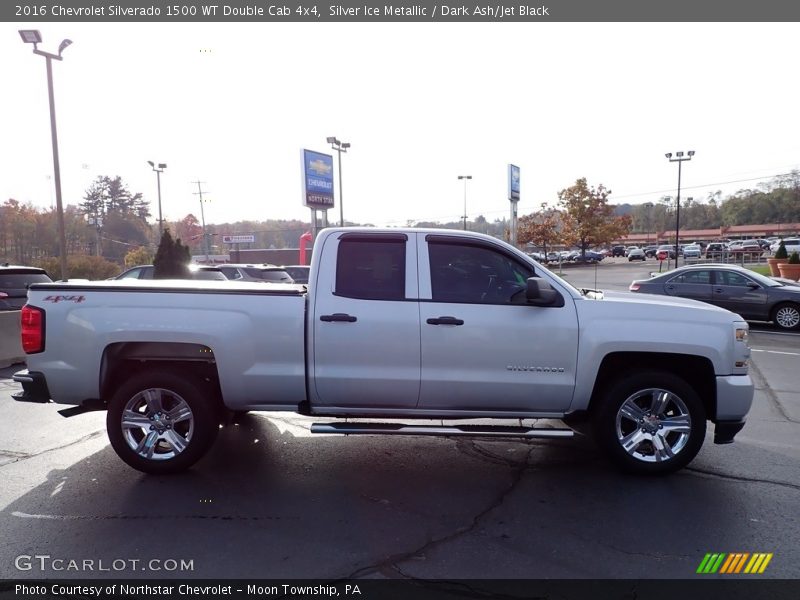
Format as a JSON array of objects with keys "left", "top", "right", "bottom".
[
  {"left": 770, "top": 238, "right": 800, "bottom": 255},
  {"left": 683, "top": 244, "right": 702, "bottom": 259}
]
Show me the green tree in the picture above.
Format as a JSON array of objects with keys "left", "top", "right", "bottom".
[
  {"left": 153, "top": 229, "right": 190, "bottom": 279},
  {"left": 125, "top": 245, "right": 154, "bottom": 267}
]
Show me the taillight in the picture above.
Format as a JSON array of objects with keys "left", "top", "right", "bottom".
[
  {"left": 629, "top": 283, "right": 640, "bottom": 292},
  {"left": 20, "top": 305, "right": 45, "bottom": 354}
]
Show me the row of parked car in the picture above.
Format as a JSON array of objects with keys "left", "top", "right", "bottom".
[{"left": 0, "top": 263, "right": 310, "bottom": 311}]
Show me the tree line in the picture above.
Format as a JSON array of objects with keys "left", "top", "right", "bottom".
[{"left": 2, "top": 171, "right": 798, "bottom": 278}]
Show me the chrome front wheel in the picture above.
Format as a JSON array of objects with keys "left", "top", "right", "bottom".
[
  {"left": 594, "top": 371, "right": 706, "bottom": 474},
  {"left": 615, "top": 388, "right": 692, "bottom": 464}
]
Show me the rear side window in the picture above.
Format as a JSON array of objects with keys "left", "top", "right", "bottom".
[
  {"left": 336, "top": 239, "right": 406, "bottom": 300},
  {"left": 0, "top": 273, "right": 52, "bottom": 287}
]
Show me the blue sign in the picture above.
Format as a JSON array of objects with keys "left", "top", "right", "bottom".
[
  {"left": 509, "top": 164, "right": 520, "bottom": 202},
  {"left": 302, "top": 149, "right": 334, "bottom": 209}
]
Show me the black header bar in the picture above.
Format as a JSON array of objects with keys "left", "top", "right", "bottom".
[{"left": 5, "top": 0, "right": 800, "bottom": 22}]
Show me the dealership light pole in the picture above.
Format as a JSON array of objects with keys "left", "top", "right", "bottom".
[
  {"left": 642, "top": 202, "right": 653, "bottom": 245},
  {"left": 458, "top": 175, "right": 472, "bottom": 230},
  {"left": 19, "top": 29, "right": 72, "bottom": 281},
  {"left": 665, "top": 151, "right": 695, "bottom": 263},
  {"left": 147, "top": 161, "right": 167, "bottom": 238},
  {"left": 327, "top": 137, "right": 350, "bottom": 227}
]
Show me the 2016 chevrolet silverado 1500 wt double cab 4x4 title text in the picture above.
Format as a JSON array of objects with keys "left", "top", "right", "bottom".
[{"left": 13, "top": 228, "right": 754, "bottom": 475}]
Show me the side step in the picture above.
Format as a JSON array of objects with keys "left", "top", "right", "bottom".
[{"left": 310, "top": 422, "right": 574, "bottom": 439}]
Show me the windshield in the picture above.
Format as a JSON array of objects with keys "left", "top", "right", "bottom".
[{"left": 745, "top": 269, "right": 783, "bottom": 287}]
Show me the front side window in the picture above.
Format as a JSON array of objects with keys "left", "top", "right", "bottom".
[
  {"left": 429, "top": 242, "right": 533, "bottom": 304},
  {"left": 717, "top": 271, "right": 756, "bottom": 288},
  {"left": 336, "top": 238, "right": 406, "bottom": 301}
]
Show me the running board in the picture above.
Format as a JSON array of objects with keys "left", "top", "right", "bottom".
[{"left": 310, "top": 422, "right": 574, "bottom": 439}]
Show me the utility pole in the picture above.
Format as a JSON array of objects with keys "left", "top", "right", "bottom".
[{"left": 192, "top": 180, "right": 210, "bottom": 263}]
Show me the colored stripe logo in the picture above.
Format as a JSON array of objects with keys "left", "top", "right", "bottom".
[{"left": 697, "top": 553, "right": 773, "bottom": 574}]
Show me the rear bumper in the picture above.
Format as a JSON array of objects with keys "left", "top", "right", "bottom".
[
  {"left": 714, "top": 420, "right": 746, "bottom": 444},
  {"left": 11, "top": 369, "right": 51, "bottom": 403}
]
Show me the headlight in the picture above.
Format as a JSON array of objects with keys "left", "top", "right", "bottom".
[{"left": 735, "top": 328, "right": 749, "bottom": 343}]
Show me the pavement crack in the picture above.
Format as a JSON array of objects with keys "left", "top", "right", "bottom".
[
  {"left": 0, "top": 430, "right": 105, "bottom": 466},
  {"left": 344, "top": 446, "right": 534, "bottom": 579},
  {"left": 685, "top": 466, "right": 800, "bottom": 492},
  {"left": 749, "top": 358, "right": 799, "bottom": 424}
]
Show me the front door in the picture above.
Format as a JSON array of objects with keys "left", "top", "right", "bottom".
[{"left": 417, "top": 235, "right": 578, "bottom": 414}]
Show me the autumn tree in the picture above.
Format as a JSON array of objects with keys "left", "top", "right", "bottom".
[
  {"left": 173, "top": 214, "right": 204, "bottom": 250},
  {"left": 558, "top": 178, "right": 632, "bottom": 259},
  {"left": 517, "top": 207, "right": 564, "bottom": 258}
]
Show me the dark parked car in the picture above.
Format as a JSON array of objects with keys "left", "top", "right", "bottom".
[
  {"left": 217, "top": 264, "right": 295, "bottom": 283},
  {"left": 114, "top": 264, "right": 228, "bottom": 281},
  {"left": 281, "top": 265, "right": 310, "bottom": 284},
  {"left": 643, "top": 245, "right": 659, "bottom": 258},
  {"left": 705, "top": 242, "right": 727, "bottom": 259},
  {"left": 611, "top": 245, "right": 626, "bottom": 257},
  {"left": 629, "top": 264, "right": 800, "bottom": 330},
  {"left": 0, "top": 265, "right": 52, "bottom": 310},
  {"left": 728, "top": 240, "right": 763, "bottom": 257}
]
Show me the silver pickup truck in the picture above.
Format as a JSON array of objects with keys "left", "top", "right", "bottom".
[{"left": 13, "top": 228, "right": 754, "bottom": 475}]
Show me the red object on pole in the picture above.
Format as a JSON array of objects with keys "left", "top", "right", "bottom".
[{"left": 299, "top": 231, "right": 313, "bottom": 265}]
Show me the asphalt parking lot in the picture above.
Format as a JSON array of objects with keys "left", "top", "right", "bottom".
[{"left": 0, "top": 260, "right": 798, "bottom": 582}]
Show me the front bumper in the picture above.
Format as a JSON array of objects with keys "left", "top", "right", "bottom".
[{"left": 713, "top": 374, "right": 753, "bottom": 444}]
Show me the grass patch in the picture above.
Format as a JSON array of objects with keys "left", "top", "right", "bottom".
[{"left": 746, "top": 265, "right": 771, "bottom": 276}]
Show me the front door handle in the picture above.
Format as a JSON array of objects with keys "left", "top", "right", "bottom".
[
  {"left": 426, "top": 316, "right": 464, "bottom": 326},
  {"left": 320, "top": 313, "right": 357, "bottom": 322}
]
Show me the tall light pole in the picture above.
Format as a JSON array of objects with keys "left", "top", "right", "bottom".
[
  {"left": 327, "top": 137, "right": 350, "bottom": 227},
  {"left": 458, "top": 175, "right": 472, "bottom": 230},
  {"left": 665, "top": 151, "right": 695, "bottom": 263},
  {"left": 19, "top": 30, "right": 72, "bottom": 281},
  {"left": 147, "top": 161, "right": 167, "bottom": 238},
  {"left": 642, "top": 202, "right": 653, "bottom": 245}
]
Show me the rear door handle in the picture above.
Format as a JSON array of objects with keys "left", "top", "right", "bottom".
[
  {"left": 426, "top": 316, "right": 464, "bottom": 326},
  {"left": 320, "top": 313, "right": 357, "bottom": 322}
]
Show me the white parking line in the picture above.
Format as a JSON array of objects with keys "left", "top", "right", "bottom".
[{"left": 750, "top": 349, "right": 800, "bottom": 357}]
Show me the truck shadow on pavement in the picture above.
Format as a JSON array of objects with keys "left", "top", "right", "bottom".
[{"left": 2, "top": 411, "right": 799, "bottom": 579}]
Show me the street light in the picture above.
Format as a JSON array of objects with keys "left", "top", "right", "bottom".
[
  {"left": 642, "top": 202, "right": 654, "bottom": 244},
  {"left": 665, "top": 151, "right": 695, "bottom": 262},
  {"left": 19, "top": 29, "right": 72, "bottom": 281},
  {"left": 326, "top": 137, "right": 350, "bottom": 227},
  {"left": 147, "top": 161, "right": 167, "bottom": 237},
  {"left": 458, "top": 175, "right": 472, "bottom": 230}
]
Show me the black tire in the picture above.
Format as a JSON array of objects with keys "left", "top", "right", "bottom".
[
  {"left": 107, "top": 370, "right": 219, "bottom": 474},
  {"left": 593, "top": 371, "right": 706, "bottom": 475},
  {"left": 771, "top": 302, "right": 800, "bottom": 331}
]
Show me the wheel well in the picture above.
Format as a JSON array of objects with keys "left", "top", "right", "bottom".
[
  {"left": 588, "top": 352, "right": 716, "bottom": 420},
  {"left": 100, "top": 342, "right": 223, "bottom": 413}
]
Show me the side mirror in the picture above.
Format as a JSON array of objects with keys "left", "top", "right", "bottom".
[{"left": 525, "top": 277, "right": 560, "bottom": 307}]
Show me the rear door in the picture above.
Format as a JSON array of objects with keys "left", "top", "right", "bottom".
[
  {"left": 662, "top": 269, "right": 713, "bottom": 301},
  {"left": 311, "top": 232, "right": 421, "bottom": 409}
]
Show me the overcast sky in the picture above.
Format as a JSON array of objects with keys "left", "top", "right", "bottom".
[{"left": 2, "top": 22, "right": 799, "bottom": 230}]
